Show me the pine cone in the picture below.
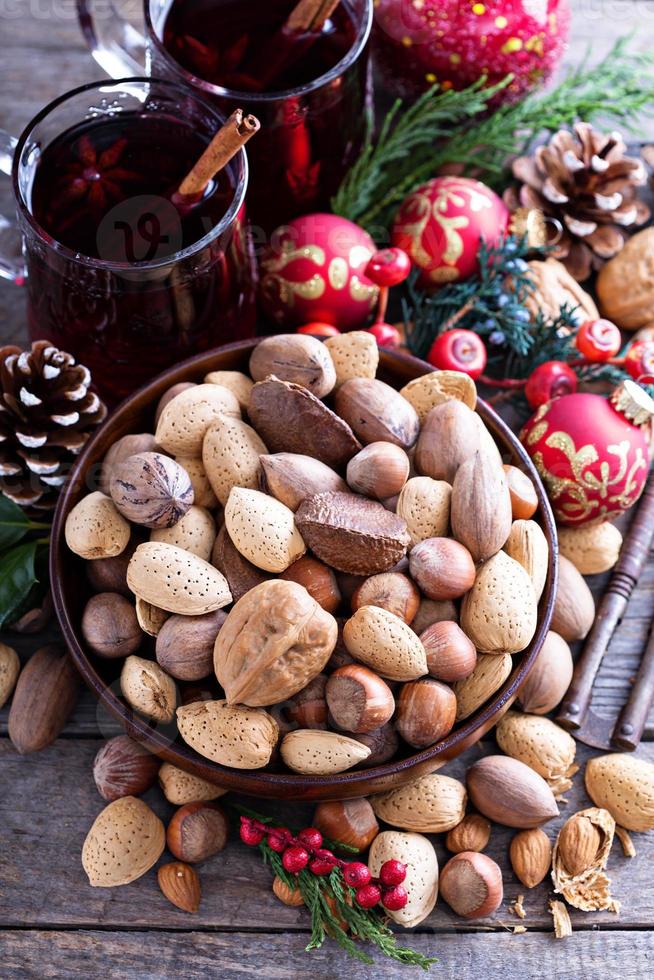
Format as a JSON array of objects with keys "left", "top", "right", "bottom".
[
  {"left": 0, "top": 342, "right": 107, "bottom": 512},
  {"left": 504, "top": 123, "right": 649, "bottom": 282}
]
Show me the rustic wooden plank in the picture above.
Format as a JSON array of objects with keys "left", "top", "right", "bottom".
[
  {"left": 1, "top": 737, "right": 652, "bottom": 930},
  {"left": 3, "top": 928, "right": 654, "bottom": 980}
]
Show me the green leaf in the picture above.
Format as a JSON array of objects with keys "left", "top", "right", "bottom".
[
  {"left": 0, "top": 540, "right": 40, "bottom": 629},
  {"left": 0, "top": 494, "right": 37, "bottom": 550}
]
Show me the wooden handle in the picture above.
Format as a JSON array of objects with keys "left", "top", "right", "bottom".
[
  {"left": 612, "top": 622, "right": 654, "bottom": 750},
  {"left": 557, "top": 473, "right": 654, "bottom": 731}
]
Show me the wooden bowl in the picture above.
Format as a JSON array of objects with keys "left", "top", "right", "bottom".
[{"left": 51, "top": 340, "right": 558, "bottom": 801}]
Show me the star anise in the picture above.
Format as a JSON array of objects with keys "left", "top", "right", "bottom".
[{"left": 56, "top": 135, "right": 139, "bottom": 212}]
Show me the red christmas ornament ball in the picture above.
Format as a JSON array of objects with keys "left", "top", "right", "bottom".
[
  {"left": 575, "top": 319, "right": 621, "bottom": 362},
  {"left": 521, "top": 386, "right": 652, "bottom": 525},
  {"left": 624, "top": 340, "right": 654, "bottom": 381},
  {"left": 367, "top": 322, "right": 402, "bottom": 348},
  {"left": 392, "top": 177, "right": 509, "bottom": 287},
  {"left": 524, "top": 360, "right": 578, "bottom": 409},
  {"left": 296, "top": 322, "right": 341, "bottom": 339},
  {"left": 373, "top": 0, "right": 570, "bottom": 106},
  {"left": 259, "top": 214, "right": 379, "bottom": 330},
  {"left": 427, "top": 328, "right": 488, "bottom": 379}
]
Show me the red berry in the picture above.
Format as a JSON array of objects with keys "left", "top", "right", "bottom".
[
  {"left": 267, "top": 827, "right": 291, "bottom": 852},
  {"left": 282, "top": 845, "right": 310, "bottom": 874},
  {"left": 624, "top": 340, "right": 654, "bottom": 381},
  {"left": 298, "top": 827, "right": 323, "bottom": 850},
  {"left": 427, "top": 328, "right": 487, "bottom": 379},
  {"left": 239, "top": 819, "right": 265, "bottom": 846},
  {"left": 310, "top": 849, "right": 336, "bottom": 876},
  {"left": 382, "top": 884, "right": 409, "bottom": 911},
  {"left": 366, "top": 322, "right": 402, "bottom": 348},
  {"left": 365, "top": 247, "right": 412, "bottom": 288},
  {"left": 355, "top": 883, "right": 382, "bottom": 909},
  {"left": 297, "top": 322, "right": 341, "bottom": 339},
  {"left": 576, "top": 319, "right": 621, "bottom": 362},
  {"left": 343, "top": 861, "right": 372, "bottom": 888},
  {"left": 524, "top": 360, "right": 578, "bottom": 409},
  {"left": 379, "top": 859, "right": 407, "bottom": 887}
]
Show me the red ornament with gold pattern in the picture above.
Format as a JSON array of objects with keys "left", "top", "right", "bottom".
[
  {"left": 259, "top": 213, "right": 379, "bottom": 330},
  {"left": 373, "top": 0, "right": 570, "bottom": 105},
  {"left": 392, "top": 176, "right": 509, "bottom": 287},
  {"left": 520, "top": 380, "right": 654, "bottom": 526}
]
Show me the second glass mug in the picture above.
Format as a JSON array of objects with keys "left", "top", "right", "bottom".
[{"left": 77, "top": 0, "right": 374, "bottom": 232}]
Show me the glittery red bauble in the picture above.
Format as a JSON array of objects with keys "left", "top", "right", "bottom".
[
  {"left": 520, "top": 392, "right": 649, "bottom": 526},
  {"left": 373, "top": 0, "right": 570, "bottom": 105},
  {"left": 259, "top": 213, "right": 379, "bottom": 329},
  {"left": 392, "top": 176, "right": 509, "bottom": 287}
]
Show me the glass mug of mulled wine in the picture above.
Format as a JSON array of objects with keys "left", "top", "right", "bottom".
[
  {"left": 0, "top": 78, "right": 256, "bottom": 404},
  {"left": 76, "top": 0, "right": 373, "bottom": 232}
]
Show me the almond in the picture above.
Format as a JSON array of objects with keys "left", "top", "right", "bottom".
[
  {"left": 249, "top": 334, "right": 336, "bottom": 397},
  {"left": 0, "top": 643, "right": 20, "bottom": 709},
  {"left": 127, "top": 542, "right": 232, "bottom": 615},
  {"left": 451, "top": 451, "right": 512, "bottom": 562},
  {"left": 8, "top": 645, "right": 80, "bottom": 754},
  {"left": 155, "top": 383, "right": 241, "bottom": 456},
  {"left": 93, "top": 735, "right": 160, "bottom": 801},
  {"left": 65, "top": 491, "right": 131, "bottom": 560},
  {"left": 396, "top": 476, "right": 451, "bottom": 545},
  {"left": 550, "top": 555, "right": 595, "bottom": 642},
  {"left": 496, "top": 712, "right": 578, "bottom": 797},
  {"left": 460, "top": 551, "right": 538, "bottom": 654},
  {"left": 174, "top": 455, "right": 218, "bottom": 509},
  {"left": 202, "top": 415, "right": 268, "bottom": 506},
  {"left": 158, "top": 861, "right": 201, "bottom": 913},
  {"left": 249, "top": 377, "right": 361, "bottom": 469},
  {"left": 509, "top": 828, "right": 552, "bottom": 888},
  {"left": 517, "top": 631, "right": 573, "bottom": 715},
  {"left": 446, "top": 814, "right": 491, "bottom": 854},
  {"left": 557, "top": 521, "right": 623, "bottom": 575},
  {"left": 504, "top": 519, "right": 549, "bottom": 600},
  {"left": 225, "top": 487, "right": 305, "bottom": 573},
  {"left": 557, "top": 813, "right": 601, "bottom": 876},
  {"left": 585, "top": 753, "right": 654, "bottom": 831},
  {"left": 452, "top": 653, "right": 512, "bottom": 721},
  {"left": 467, "top": 755, "right": 559, "bottom": 828},
  {"left": 82, "top": 796, "right": 165, "bottom": 886},
  {"left": 260, "top": 452, "right": 347, "bottom": 510},
  {"left": 371, "top": 773, "right": 467, "bottom": 833},
  {"left": 334, "top": 378, "right": 420, "bottom": 449},
  {"left": 400, "top": 370, "right": 476, "bottom": 420},
  {"left": 295, "top": 491, "right": 410, "bottom": 575},
  {"left": 551, "top": 806, "right": 618, "bottom": 912},
  {"left": 280, "top": 729, "right": 371, "bottom": 774},
  {"left": 155, "top": 383, "right": 196, "bottom": 424},
  {"left": 150, "top": 505, "right": 216, "bottom": 561},
  {"left": 343, "top": 605, "right": 428, "bottom": 681},
  {"left": 177, "top": 699, "right": 278, "bottom": 769},
  {"left": 204, "top": 369, "right": 253, "bottom": 410},
  {"left": 159, "top": 762, "right": 228, "bottom": 805},
  {"left": 324, "top": 331, "right": 379, "bottom": 387},
  {"left": 120, "top": 655, "right": 177, "bottom": 724},
  {"left": 368, "top": 831, "right": 439, "bottom": 928},
  {"left": 414, "top": 401, "right": 481, "bottom": 483}
]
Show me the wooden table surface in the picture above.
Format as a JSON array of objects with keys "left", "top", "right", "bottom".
[{"left": 2, "top": 3, "right": 654, "bottom": 977}]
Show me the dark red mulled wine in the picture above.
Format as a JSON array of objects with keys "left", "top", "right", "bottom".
[
  {"left": 25, "top": 112, "right": 255, "bottom": 403},
  {"left": 162, "top": 0, "right": 356, "bottom": 93}
]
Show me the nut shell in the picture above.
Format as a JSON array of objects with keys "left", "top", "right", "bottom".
[
  {"left": 65, "top": 491, "right": 130, "bottom": 560},
  {"left": 517, "top": 631, "right": 573, "bottom": 715},
  {"left": 312, "top": 798, "right": 379, "bottom": 853},
  {"left": 174, "top": 455, "right": 218, "bottom": 509},
  {"left": 439, "top": 851, "right": 503, "bottom": 919},
  {"left": 409, "top": 537, "right": 476, "bottom": 601},
  {"left": 371, "top": 773, "right": 467, "bottom": 833},
  {"left": 421, "top": 621, "right": 476, "bottom": 682},
  {"left": 395, "top": 678, "right": 457, "bottom": 748},
  {"left": 446, "top": 814, "right": 491, "bottom": 854},
  {"left": 120, "top": 655, "right": 177, "bottom": 724},
  {"left": 550, "top": 555, "right": 595, "bottom": 642},
  {"left": 249, "top": 334, "right": 336, "bottom": 397},
  {"left": 335, "top": 378, "right": 420, "bottom": 449},
  {"left": 99, "top": 433, "right": 159, "bottom": 496},
  {"left": 280, "top": 729, "right": 371, "bottom": 774},
  {"left": 400, "top": 371, "right": 476, "bottom": 420},
  {"left": 159, "top": 762, "right": 227, "bottom": 804},
  {"left": 204, "top": 370, "right": 253, "bottom": 410},
  {"left": 452, "top": 653, "right": 512, "bottom": 722},
  {"left": 214, "top": 580, "right": 337, "bottom": 706},
  {"left": 460, "top": 551, "right": 538, "bottom": 654},
  {"left": 260, "top": 452, "right": 347, "bottom": 511},
  {"left": 82, "top": 796, "right": 165, "bottom": 887},
  {"left": 451, "top": 452, "right": 512, "bottom": 563},
  {"left": 155, "top": 383, "right": 240, "bottom": 456},
  {"left": 558, "top": 521, "right": 623, "bottom": 575},
  {"left": 326, "top": 664, "right": 395, "bottom": 734},
  {"left": 127, "top": 542, "right": 232, "bottom": 615},
  {"left": 346, "top": 442, "right": 410, "bottom": 499},
  {"left": 504, "top": 519, "right": 549, "bottom": 601},
  {"left": 176, "top": 699, "right": 278, "bottom": 769},
  {"left": 156, "top": 609, "right": 227, "bottom": 681},
  {"left": 225, "top": 487, "right": 305, "bottom": 573},
  {"left": 166, "top": 801, "right": 229, "bottom": 863},
  {"left": 467, "top": 755, "right": 559, "bottom": 828},
  {"left": 414, "top": 401, "right": 481, "bottom": 483},
  {"left": 202, "top": 415, "right": 268, "bottom": 506},
  {"left": 0, "top": 643, "right": 20, "bottom": 710},
  {"left": 585, "top": 753, "right": 654, "bottom": 831},
  {"left": 324, "top": 331, "right": 379, "bottom": 387},
  {"left": 280, "top": 555, "right": 341, "bottom": 613},
  {"left": 496, "top": 712, "right": 578, "bottom": 797},
  {"left": 150, "top": 505, "right": 216, "bottom": 562},
  {"left": 110, "top": 452, "right": 194, "bottom": 529},
  {"left": 8, "top": 645, "right": 80, "bottom": 754},
  {"left": 81, "top": 592, "right": 142, "bottom": 659},
  {"left": 351, "top": 572, "right": 420, "bottom": 624},
  {"left": 93, "top": 735, "right": 160, "bottom": 801},
  {"left": 503, "top": 464, "right": 538, "bottom": 520},
  {"left": 396, "top": 476, "right": 451, "bottom": 545},
  {"left": 211, "top": 523, "right": 269, "bottom": 602},
  {"left": 343, "top": 605, "right": 428, "bottom": 681}
]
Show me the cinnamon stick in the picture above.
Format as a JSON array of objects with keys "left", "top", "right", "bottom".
[
  {"left": 286, "top": 0, "right": 341, "bottom": 33},
  {"left": 176, "top": 108, "right": 260, "bottom": 199}
]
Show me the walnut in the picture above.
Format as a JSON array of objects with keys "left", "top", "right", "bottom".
[{"left": 522, "top": 258, "right": 599, "bottom": 324}]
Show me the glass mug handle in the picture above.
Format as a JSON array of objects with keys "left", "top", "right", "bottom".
[
  {"left": 0, "top": 131, "right": 27, "bottom": 284},
  {"left": 77, "top": 0, "right": 147, "bottom": 78}
]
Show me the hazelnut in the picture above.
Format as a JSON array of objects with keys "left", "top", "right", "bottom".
[
  {"left": 99, "top": 432, "right": 159, "bottom": 495},
  {"left": 110, "top": 452, "right": 194, "bottom": 529},
  {"left": 313, "top": 798, "right": 379, "bottom": 853},
  {"left": 409, "top": 537, "right": 475, "bottom": 600},
  {"left": 351, "top": 722, "right": 399, "bottom": 766},
  {"left": 503, "top": 464, "right": 538, "bottom": 520},
  {"left": 166, "top": 802, "right": 229, "bottom": 863},
  {"left": 280, "top": 555, "right": 341, "bottom": 614},
  {"left": 156, "top": 609, "right": 227, "bottom": 681},
  {"left": 395, "top": 678, "right": 456, "bottom": 748},
  {"left": 346, "top": 442, "right": 410, "bottom": 500},
  {"left": 439, "top": 851, "right": 503, "bottom": 919},
  {"left": 446, "top": 814, "right": 491, "bottom": 854},
  {"left": 155, "top": 382, "right": 196, "bottom": 425},
  {"left": 326, "top": 664, "right": 395, "bottom": 734},
  {"left": 86, "top": 537, "right": 139, "bottom": 597},
  {"left": 81, "top": 593, "right": 142, "bottom": 659},
  {"left": 286, "top": 674, "right": 328, "bottom": 729},
  {"left": 92, "top": 735, "right": 160, "bottom": 801},
  {"left": 273, "top": 875, "right": 304, "bottom": 906},
  {"left": 351, "top": 572, "right": 420, "bottom": 624},
  {"left": 421, "top": 621, "right": 477, "bottom": 682}
]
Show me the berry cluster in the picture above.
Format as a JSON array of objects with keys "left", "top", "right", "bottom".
[{"left": 240, "top": 816, "right": 408, "bottom": 912}]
